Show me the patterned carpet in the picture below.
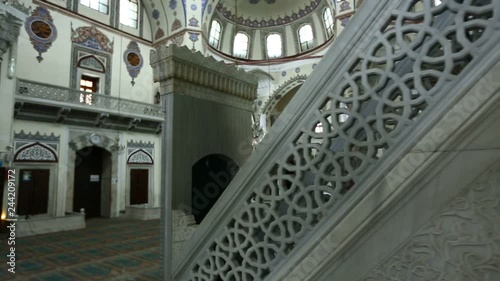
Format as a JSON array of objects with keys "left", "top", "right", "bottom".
[{"left": 0, "top": 218, "right": 161, "bottom": 281}]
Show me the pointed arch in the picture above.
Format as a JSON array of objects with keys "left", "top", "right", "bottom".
[
  {"left": 14, "top": 142, "right": 58, "bottom": 162},
  {"left": 127, "top": 149, "right": 154, "bottom": 164}
]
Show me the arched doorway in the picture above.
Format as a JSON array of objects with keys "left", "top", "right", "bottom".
[
  {"left": 192, "top": 154, "right": 239, "bottom": 224},
  {"left": 73, "top": 146, "right": 112, "bottom": 218}
]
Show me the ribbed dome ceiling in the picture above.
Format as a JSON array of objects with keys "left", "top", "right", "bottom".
[{"left": 216, "top": 0, "right": 322, "bottom": 28}]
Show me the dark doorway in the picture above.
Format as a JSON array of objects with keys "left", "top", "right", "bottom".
[
  {"left": 130, "top": 169, "right": 149, "bottom": 205},
  {"left": 73, "top": 146, "right": 110, "bottom": 218},
  {"left": 18, "top": 169, "right": 50, "bottom": 216},
  {"left": 192, "top": 154, "right": 239, "bottom": 224}
]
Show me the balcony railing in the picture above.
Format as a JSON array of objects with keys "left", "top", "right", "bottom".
[
  {"left": 16, "top": 79, "right": 164, "bottom": 118},
  {"left": 168, "top": 0, "right": 500, "bottom": 280}
]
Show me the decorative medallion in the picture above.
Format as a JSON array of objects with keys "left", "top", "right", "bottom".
[
  {"left": 207, "top": 3, "right": 212, "bottom": 15},
  {"left": 188, "top": 17, "right": 199, "bottom": 27},
  {"left": 281, "top": 71, "right": 287, "bottom": 77},
  {"left": 191, "top": 4, "right": 197, "bottom": 10},
  {"left": 188, "top": 32, "right": 199, "bottom": 42},
  {"left": 152, "top": 9, "right": 160, "bottom": 19},
  {"left": 340, "top": 0, "right": 351, "bottom": 12},
  {"left": 171, "top": 19, "right": 182, "bottom": 31},
  {"left": 25, "top": 6, "right": 57, "bottom": 62},
  {"left": 155, "top": 28, "right": 165, "bottom": 40},
  {"left": 169, "top": 0, "right": 177, "bottom": 9},
  {"left": 295, "top": 67, "right": 301, "bottom": 73},
  {"left": 123, "top": 41, "right": 144, "bottom": 86},
  {"left": 340, "top": 16, "right": 351, "bottom": 27},
  {"left": 71, "top": 25, "right": 114, "bottom": 53}
]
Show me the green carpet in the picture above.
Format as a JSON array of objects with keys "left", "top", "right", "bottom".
[{"left": 0, "top": 218, "right": 161, "bottom": 280}]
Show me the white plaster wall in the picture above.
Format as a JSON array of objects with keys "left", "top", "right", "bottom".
[
  {"left": 11, "top": 120, "right": 69, "bottom": 217},
  {"left": 11, "top": 120, "right": 161, "bottom": 218},
  {"left": 16, "top": 0, "right": 156, "bottom": 103}
]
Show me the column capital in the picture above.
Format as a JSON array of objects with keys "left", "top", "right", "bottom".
[{"left": 0, "top": 2, "right": 28, "bottom": 56}]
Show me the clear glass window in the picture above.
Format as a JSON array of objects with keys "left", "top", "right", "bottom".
[
  {"left": 209, "top": 20, "right": 222, "bottom": 48},
  {"left": 233, "top": 32, "right": 249, "bottom": 58},
  {"left": 299, "top": 24, "right": 314, "bottom": 51},
  {"left": 120, "top": 0, "right": 139, "bottom": 28},
  {"left": 324, "top": 8, "right": 334, "bottom": 37},
  {"left": 79, "top": 75, "right": 99, "bottom": 105},
  {"left": 266, "top": 33, "right": 282, "bottom": 58},
  {"left": 80, "top": 0, "right": 109, "bottom": 14}
]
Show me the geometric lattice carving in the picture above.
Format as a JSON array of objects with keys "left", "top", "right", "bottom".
[
  {"left": 127, "top": 149, "right": 154, "bottom": 164},
  {"left": 79, "top": 56, "right": 105, "bottom": 72},
  {"left": 14, "top": 142, "right": 58, "bottom": 162},
  {"left": 363, "top": 167, "right": 500, "bottom": 281},
  {"left": 189, "top": 1, "right": 500, "bottom": 280}
]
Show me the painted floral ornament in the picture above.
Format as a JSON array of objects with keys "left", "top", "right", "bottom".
[
  {"left": 123, "top": 41, "right": 143, "bottom": 86},
  {"left": 25, "top": 6, "right": 57, "bottom": 62}
]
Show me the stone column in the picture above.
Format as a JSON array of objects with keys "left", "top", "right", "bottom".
[
  {"left": 151, "top": 45, "right": 258, "bottom": 280},
  {"left": 0, "top": 2, "right": 26, "bottom": 162},
  {"left": 0, "top": 1, "right": 27, "bottom": 226}
]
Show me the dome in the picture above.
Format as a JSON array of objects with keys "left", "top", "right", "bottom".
[
  {"left": 205, "top": 0, "right": 336, "bottom": 60},
  {"left": 216, "top": 0, "right": 323, "bottom": 28}
]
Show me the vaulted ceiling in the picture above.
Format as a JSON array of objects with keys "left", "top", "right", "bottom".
[{"left": 215, "top": 0, "right": 323, "bottom": 28}]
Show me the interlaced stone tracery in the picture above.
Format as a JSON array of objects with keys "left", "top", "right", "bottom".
[{"left": 189, "top": 1, "right": 499, "bottom": 280}]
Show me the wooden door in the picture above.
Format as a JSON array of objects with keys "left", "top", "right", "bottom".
[
  {"left": 130, "top": 169, "right": 148, "bottom": 205},
  {"left": 18, "top": 169, "right": 50, "bottom": 216},
  {"left": 73, "top": 147, "right": 102, "bottom": 217}
]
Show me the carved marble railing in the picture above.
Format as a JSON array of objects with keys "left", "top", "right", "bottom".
[
  {"left": 171, "top": 1, "right": 500, "bottom": 280},
  {"left": 16, "top": 79, "right": 164, "bottom": 118}
]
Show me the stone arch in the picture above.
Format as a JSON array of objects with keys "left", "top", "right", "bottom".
[
  {"left": 127, "top": 149, "right": 154, "bottom": 164},
  {"left": 14, "top": 142, "right": 58, "bottom": 163},
  {"left": 78, "top": 55, "right": 106, "bottom": 73},
  {"left": 262, "top": 74, "right": 307, "bottom": 128},
  {"left": 66, "top": 132, "right": 122, "bottom": 217}
]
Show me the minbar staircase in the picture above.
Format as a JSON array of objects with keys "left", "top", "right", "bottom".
[{"left": 154, "top": 1, "right": 500, "bottom": 280}]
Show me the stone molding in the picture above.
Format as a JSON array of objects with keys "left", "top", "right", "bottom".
[
  {"left": 150, "top": 45, "right": 258, "bottom": 103},
  {"left": 14, "top": 130, "right": 60, "bottom": 142},
  {"left": 127, "top": 140, "right": 155, "bottom": 148},
  {"left": 0, "top": 2, "right": 26, "bottom": 58}
]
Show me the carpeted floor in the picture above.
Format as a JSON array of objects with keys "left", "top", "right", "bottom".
[{"left": 0, "top": 218, "right": 161, "bottom": 281}]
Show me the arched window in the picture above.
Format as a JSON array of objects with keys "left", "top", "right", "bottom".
[
  {"left": 120, "top": 0, "right": 139, "bottom": 28},
  {"left": 299, "top": 24, "right": 314, "bottom": 52},
  {"left": 209, "top": 20, "right": 222, "bottom": 48},
  {"left": 233, "top": 32, "right": 249, "bottom": 58},
  {"left": 80, "top": 0, "right": 109, "bottom": 14},
  {"left": 266, "top": 33, "right": 282, "bottom": 58},
  {"left": 323, "top": 7, "right": 334, "bottom": 37}
]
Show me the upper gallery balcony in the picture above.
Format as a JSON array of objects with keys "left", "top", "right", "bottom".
[{"left": 14, "top": 79, "right": 164, "bottom": 134}]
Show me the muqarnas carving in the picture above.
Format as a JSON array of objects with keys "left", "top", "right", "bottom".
[
  {"left": 25, "top": 6, "right": 58, "bottom": 62},
  {"left": 123, "top": 41, "right": 143, "bottom": 86}
]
